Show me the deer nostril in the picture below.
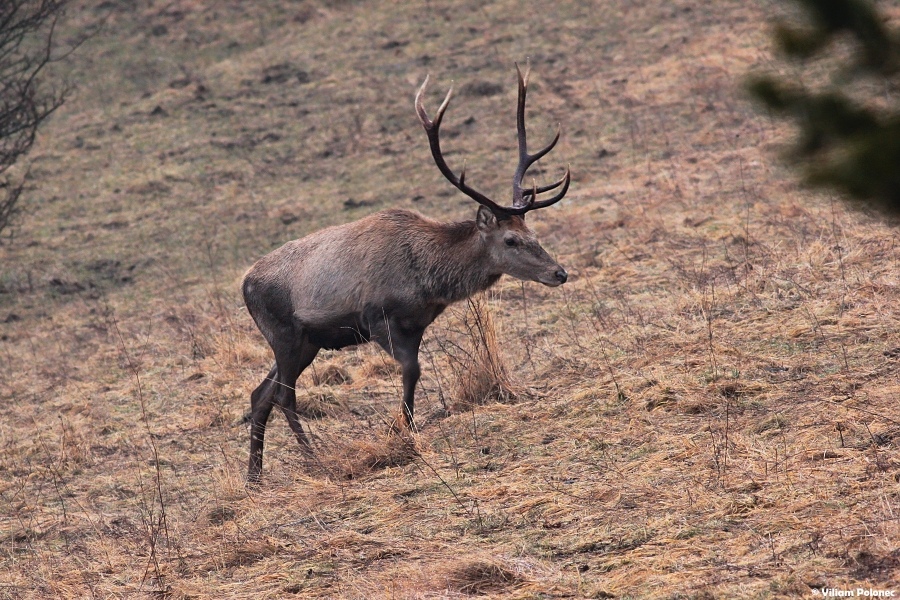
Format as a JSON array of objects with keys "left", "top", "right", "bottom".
[{"left": 555, "top": 268, "right": 568, "bottom": 284}]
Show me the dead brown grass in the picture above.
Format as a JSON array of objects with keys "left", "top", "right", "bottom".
[
  {"left": 448, "top": 294, "right": 519, "bottom": 411},
  {"left": 1, "top": 0, "right": 899, "bottom": 598}
]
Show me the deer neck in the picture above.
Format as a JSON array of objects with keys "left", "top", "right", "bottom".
[{"left": 425, "top": 219, "right": 500, "bottom": 303}]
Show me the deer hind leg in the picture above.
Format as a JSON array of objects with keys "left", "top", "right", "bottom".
[
  {"left": 247, "top": 332, "right": 319, "bottom": 483},
  {"left": 245, "top": 363, "right": 277, "bottom": 422},
  {"left": 273, "top": 339, "right": 320, "bottom": 452},
  {"left": 247, "top": 364, "right": 278, "bottom": 484}
]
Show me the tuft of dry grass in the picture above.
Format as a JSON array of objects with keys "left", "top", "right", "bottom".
[
  {"left": 310, "top": 362, "right": 352, "bottom": 386},
  {"left": 447, "top": 294, "right": 519, "bottom": 411},
  {"left": 295, "top": 385, "right": 348, "bottom": 419},
  {"left": 345, "top": 430, "right": 420, "bottom": 475},
  {"left": 440, "top": 558, "right": 526, "bottom": 595}
]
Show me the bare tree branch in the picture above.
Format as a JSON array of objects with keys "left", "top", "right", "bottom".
[{"left": 0, "top": 0, "right": 72, "bottom": 239}]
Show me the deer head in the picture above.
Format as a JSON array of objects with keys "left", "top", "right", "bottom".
[{"left": 415, "top": 63, "right": 571, "bottom": 286}]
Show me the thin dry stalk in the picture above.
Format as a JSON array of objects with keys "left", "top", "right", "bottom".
[{"left": 107, "top": 306, "right": 174, "bottom": 594}]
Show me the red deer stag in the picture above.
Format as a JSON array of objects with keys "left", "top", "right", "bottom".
[{"left": 242, "top": 64, "right": 571, "bottom": 482}]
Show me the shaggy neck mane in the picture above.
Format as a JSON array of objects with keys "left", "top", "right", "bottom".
[{"left": 417, "top": 218, "right": 500, "bottom": 302}]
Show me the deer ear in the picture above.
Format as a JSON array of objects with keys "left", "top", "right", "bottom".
[{"left": 476, "top": 205, "right": 499, "bottom": 231}]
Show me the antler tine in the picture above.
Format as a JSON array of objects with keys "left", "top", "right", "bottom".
[
  {"left": 415, "top": 75, "right": 452, "bottom": 130},
  {"left": 527, "top": 165, "right": 571, "bottom": 210},
  {"left": 515, "top": 61, "right": 530, "bottom": 161},
  {"left": 530, "top": 125, "right": 561, "bottom": 163},
  {"left": 522, "top": 165, "right": 568, "bottom": 198},
  {"left": 416, "top": 75, "right": 510, "bottom": 214}
]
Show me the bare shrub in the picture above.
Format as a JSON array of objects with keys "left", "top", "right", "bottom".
[{"left": 0, "top": 0, "right": 74, "bottom": 239}]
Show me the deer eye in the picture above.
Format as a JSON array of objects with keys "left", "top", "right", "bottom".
[{"left": 504, "top": 237, "right": 518, "bottom": 247}]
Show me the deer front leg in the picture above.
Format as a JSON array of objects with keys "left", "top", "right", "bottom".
[
  {"left": 399, "top": 353, "right": 421, "bottom": 429},
  {"left": 374, "top": 321, "right": 425, "bottom": 431}
]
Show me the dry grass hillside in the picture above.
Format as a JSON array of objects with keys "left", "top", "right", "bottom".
[{"left": 1, "top": 0, "right": 899, "bottom": 598}]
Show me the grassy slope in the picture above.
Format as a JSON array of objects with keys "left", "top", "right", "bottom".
[{"left": 1, "top": 0, "right": 899, "bottom": 597}]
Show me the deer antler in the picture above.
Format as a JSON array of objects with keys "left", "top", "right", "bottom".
[
  {"left": 511, "top": 62, "right": 571, "bottom": 210},
  {"left": 415, "top": 64, "right": 570, "bottom": 218}
]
